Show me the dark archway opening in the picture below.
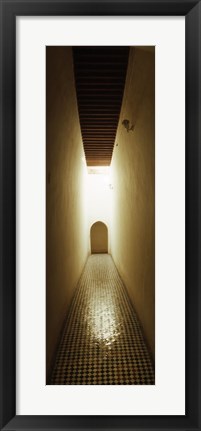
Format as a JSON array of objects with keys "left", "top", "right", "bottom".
[{"left": 90, "top": 221, "right": 108, "bottom": 253}]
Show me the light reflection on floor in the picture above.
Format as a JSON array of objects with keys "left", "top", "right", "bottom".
[{"left": 50, "top": 254, "right": 154, "bottom": 385}]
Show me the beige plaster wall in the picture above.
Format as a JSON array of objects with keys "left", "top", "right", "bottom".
[
  {"left": 110, "top": 47, "right": 155, "bottom": 357},
  {"left": 46, "top": 47, "right": 89, "bottom": 378}
]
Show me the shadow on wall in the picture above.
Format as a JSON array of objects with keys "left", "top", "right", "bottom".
[{"left": 90, "top": 221, "right": 108, "bottom": 254}]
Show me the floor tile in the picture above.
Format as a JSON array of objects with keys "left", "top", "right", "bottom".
[{"left": 50, "top": 254, "right": 155, "bottom": 385}]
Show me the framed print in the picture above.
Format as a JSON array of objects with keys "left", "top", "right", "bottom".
[{"left": 0, "top": 0, "right": 201, "bottom": 430}]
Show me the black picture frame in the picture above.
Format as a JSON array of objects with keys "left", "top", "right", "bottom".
[{"left": 0, "top": 0, "right": 200, "bottom": 430}]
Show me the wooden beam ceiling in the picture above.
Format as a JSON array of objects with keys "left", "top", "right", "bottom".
[{"left": 73, "top": 47, "right": 129, "bottom": 166}]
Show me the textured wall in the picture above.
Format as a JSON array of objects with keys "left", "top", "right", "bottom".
[
  {"left": 110, "top": 47, "right": 155, "bottom": 357},
  {"left": 46, "top": 47, "right": 89, "bottom": 378}
]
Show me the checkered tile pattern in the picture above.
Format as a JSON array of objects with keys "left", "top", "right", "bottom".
[{"left": 50, "top": 254, "right": 155, "bottom": 385}]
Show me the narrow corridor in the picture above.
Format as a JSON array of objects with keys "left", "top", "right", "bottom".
[{"left": 50, "top": 254, "right": 154, "bottom": 385}]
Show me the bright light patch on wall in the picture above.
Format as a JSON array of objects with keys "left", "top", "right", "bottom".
[
  {"left": 88, "top": 166, "right": 110, "bottom": 175},
  {"left": 86, "top": 166, "right": 112, "bottom": 253},
  {"left": 87, "top": 166, "right": 112, "bottom": 187}
]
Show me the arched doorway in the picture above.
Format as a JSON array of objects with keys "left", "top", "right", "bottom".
[{"left": 90, "top": 221, "right": 108, "bottom": 253}]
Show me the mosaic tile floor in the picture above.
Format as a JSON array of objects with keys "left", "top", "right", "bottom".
[{"left": 50, "top": 254, "right": 155, "bottom": 385}]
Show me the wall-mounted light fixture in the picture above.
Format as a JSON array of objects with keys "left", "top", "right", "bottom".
[{"left": 122, "top": 119, "right": 134, "bottom": 133}]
